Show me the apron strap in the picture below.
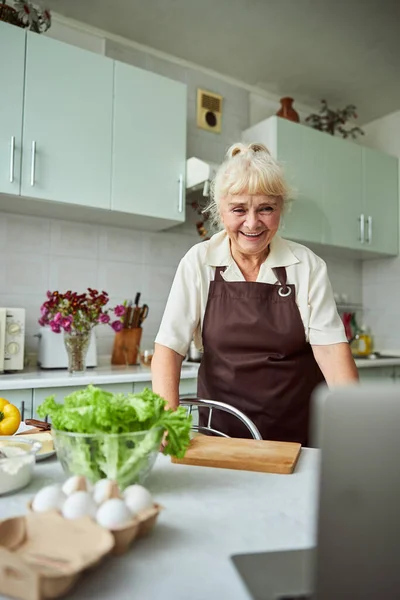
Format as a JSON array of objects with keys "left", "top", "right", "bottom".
[
  {"left": 214, "top": 266, "right": 227, "bottom": 281},
  {"left": 272, "top": 266, "right": 287, "bottom": 286}
]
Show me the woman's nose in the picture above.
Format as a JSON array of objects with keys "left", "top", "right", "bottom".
[{"left": 244, "top": 211, "right": 260, "bottom": 230}]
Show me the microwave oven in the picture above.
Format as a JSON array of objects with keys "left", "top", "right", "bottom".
[{"left": 0, "top": 308, "right": 26, "bottom": 372}]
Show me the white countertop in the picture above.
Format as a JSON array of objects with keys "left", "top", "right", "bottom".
[
  {"left": 0, "top": 449, "right": 319, "bottom": 600},
  {"left": 0, "top": 363, "right": 200, "bottom": 390},
  {"left": 1, "top": 354, "right": 399, "bottom": 391},
  {"left": 354, "top": 357, "right": 400, "bottom": 368}
]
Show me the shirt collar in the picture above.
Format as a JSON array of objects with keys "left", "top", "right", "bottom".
[{"left": 205, "top": 230, "right": 300, "bottom": 268}]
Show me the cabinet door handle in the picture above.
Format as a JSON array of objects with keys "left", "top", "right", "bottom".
[
  {"left": 366, "top": 216, "right": 372, "bottom": 244},
  {"left": 30, "top": 141, "right": 36, "bottom": 186},
  {"left": 9, "top": 136, "right": 15, "bottom": 183},
  {"left": 359, "top": 214, "right": 365, "bottom": 243},
  {"left": 178, "top": 173, "right": 184, "bottom": 213}
]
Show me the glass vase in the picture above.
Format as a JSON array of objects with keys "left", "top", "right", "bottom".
[{"left": 63, "top": 330, "right": 91, "bottom": 375}]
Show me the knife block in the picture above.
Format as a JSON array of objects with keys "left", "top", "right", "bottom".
[{"left": 111, "top": 327, "right": 142, "bottom": 366}]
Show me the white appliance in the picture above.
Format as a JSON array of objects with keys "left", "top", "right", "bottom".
[
  {"left": 36, "top": 327, "right": 97, "bottom": 369},
  {"left": 0, "top": 308, "right": 26, "bottom": 372},
  {"left": 186, "top": 157, "right": 219, "bottom": 197}
]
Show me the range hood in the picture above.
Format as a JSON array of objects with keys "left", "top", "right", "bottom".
[{"left": 186, "top": 157, "right": 219, "bottom": 197}]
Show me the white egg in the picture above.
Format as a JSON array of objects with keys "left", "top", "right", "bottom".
[
  {"left": 61, "top": 475, "right": 90, "bottom": 496},
  {"left": 96, "top": 498, "right": 133, "bottom": 530},
  {"left": 61, "top": 491, "right": 97, "bottom": 520},
  {"left": 123, "top": 485, "right": 154, "bottom": 514},
  {"left": 32, "top": 485, "right": 66, "bottom": 513},
  {"left": 93, "top": 478, "right": 113, "bottom": 504}
]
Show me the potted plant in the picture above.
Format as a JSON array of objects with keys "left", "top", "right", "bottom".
[
  {"left": 305, "top": 99, "right": 364, "bottom": 139},
  {"left": 38, "top": 288, "right": 126, "bottom": 374},
  {"left": 0, "top": 1, "right": 51, "bottom": 33}
]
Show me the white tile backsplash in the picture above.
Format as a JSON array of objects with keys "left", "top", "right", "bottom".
[
  {"left": 142, "top": 264, "right": 177, "bottom": 304},
  {"left": 98, "top": 225, "right": 144, "bottom": 263},
  {"left": 6, "top": 214, "right": 51, "bottom": 255},
  {"left": 97, "top": 260, "right": 144, "bottom": 299},
  {"left": 50, "top": 220, "right": 99, "bottom": 258},
  {"left": 49, "top": 256, "right": 98, "bottom": 291},
  {"left": 5, "top": 253, "right": 49, "bottom": 294}
]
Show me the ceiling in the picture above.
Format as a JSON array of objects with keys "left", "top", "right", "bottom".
[{"left": 48, "top": 0, "right": 400, "bottom": 124}]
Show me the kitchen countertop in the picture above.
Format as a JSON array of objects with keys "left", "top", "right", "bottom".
[
  {"left": 0, "top": 362, "right": 200, "bottom": 390},
  {"left": 1, "top": 354, "right": 399, "bottom": 391},
  {"left": 0, "top": 449, "right": 319, "bottom": 600},
  {"left": 354, "top": 357, "right": 400, "bottom": 368}
]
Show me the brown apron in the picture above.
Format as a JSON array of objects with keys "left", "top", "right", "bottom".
[{"left": 197, "top": 266, "right": 325, "bottom": 445}]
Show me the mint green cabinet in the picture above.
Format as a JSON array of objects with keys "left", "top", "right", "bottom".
[
  {"left": 358, "top": 367, "right": 396, "bottom": 383},
  {"left": 242, "top": 116, "right": 399, "bottom": 257},
  {"left": 323, "top": 135, "right": 363, "bottom": 250},
  {"left": 274, "top": 118, "right": 325, "bottom": 244},
  {"left": 362, "top": 147, "right": 399, "bottom": 255},
  {"left": 21, "top": 33, "right": 113, "bottom": 209},
  {"left": 112, "top": 62, "right": 186, "bottom": 224},
  {"left": 0, "top": 22, "right": 25, "bottom": 195},
  {"left": 0, "top": 389, "right": 33, "bottom": 421},
  {"left": 32, "top": 383, "right": 135, "bottom": 419}
]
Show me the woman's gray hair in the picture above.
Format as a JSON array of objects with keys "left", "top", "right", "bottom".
[{"left": 204, "top": 142, "right": 293, "bottom": 230}]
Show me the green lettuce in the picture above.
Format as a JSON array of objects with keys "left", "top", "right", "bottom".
[{"left": 37, "top": 385, "right": 192, "bottom": 488}]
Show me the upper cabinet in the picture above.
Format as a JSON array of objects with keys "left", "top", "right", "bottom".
[
  {"left": 243, "top": 116, "right": 399, "bottom": 257},
  {"left": 0, "top": 22, "right": 187, "bottom": 231},
  {"left": 0, "top": 22, "right": 25, "bottom": 195},
  {"left": 21, "top": 33, "right": 113, "bottom": 209},
  {"left": 362, "top": 147, "right": 398, "bottom": 255},
  {"left": 265, "top": 118, "right": 326, "bottom": 245},
  {"left": 322, "top": 134, "right": 363, "bottom": 251},
  {"left": 112, "top": 63, "right": 186, "bottom": 225}
]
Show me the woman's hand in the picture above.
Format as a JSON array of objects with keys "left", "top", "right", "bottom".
[{"left": 159, "top": 431, "right": 168, "bottom": 453}]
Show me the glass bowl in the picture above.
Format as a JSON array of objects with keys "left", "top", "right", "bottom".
[
  {"left": 139, "top": 349, "right": 154, "bottom": 368},
  {"left": 51, "top": 427, "right": 163, "bottom": 490}
]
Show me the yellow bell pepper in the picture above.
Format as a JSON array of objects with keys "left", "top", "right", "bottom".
[{"left": 0, "top": 397, "right": 21, "bottom": 436}]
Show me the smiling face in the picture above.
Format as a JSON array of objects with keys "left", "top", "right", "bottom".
[{"left": 220, "top": 194, "right": 282, "bottom": 259}]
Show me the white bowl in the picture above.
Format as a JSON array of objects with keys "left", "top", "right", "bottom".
[{"left": 0, "top": 436, "right": 42, "bottom": 495}]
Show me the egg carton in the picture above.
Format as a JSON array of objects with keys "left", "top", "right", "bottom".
[
  {"left": 27, "top": 478, "right": 162, "bottom": 556},
  {"left": 0, "top": 511, "right": 114, "bottom": 600}
]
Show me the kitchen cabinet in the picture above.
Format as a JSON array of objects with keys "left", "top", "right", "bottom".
[
  {"left": 111, "top": 62, "right": 186, "bottom": 225},
  {"left": 0, "top": 22, "right": 25, "bottom": 196},
  {"left": 0, "top": 21, "right": 187, "bottom": 231},
  {"left": 21, "top": 32, "right": 113, "bottom": 209},
  {"left": 264, "top": 117, "right": 326, "bottom": 244},
  {"left": 132, "top": 378, "right": 197, "bottom": 396},
  {"left": 0, "top": 389, "right": 33, "bottom": 421},
  {"left": 242, "top": 116, "right": 399, "bottom": 257},
  {"left": 362, "top": 147, "right": 399, "bottom": 255},
  {"left": 322, "top": 134, "right": 363, "bottom": 250},
  {"left": 358, "top": 366, "right": 397, "bottom": 383}
]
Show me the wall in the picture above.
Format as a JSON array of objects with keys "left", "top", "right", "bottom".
[
  {"left": 360, "top": 110, "right": 400, "bottom": 350},
  {"left": 0, "top": 18, "right": 363, "bottom": 363}
]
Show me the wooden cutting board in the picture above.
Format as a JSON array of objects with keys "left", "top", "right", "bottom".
[{"left": 171, "top": 436, "right": 301, "bottom": 474}]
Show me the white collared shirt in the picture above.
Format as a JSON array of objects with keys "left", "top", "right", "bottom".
[{"left": 155, "top": 231, "right": 347, "bottom": 356}]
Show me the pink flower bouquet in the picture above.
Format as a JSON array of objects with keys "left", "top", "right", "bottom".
[{"left": 39, "top": 288, "right": 126, "bottom": 334}]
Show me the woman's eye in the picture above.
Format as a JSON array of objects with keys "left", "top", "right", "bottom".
[
  {"left": 233, "top": 208, "right": 245, "bottom": 214},
  {"left": 260, "top": 206, "right": 274, "bottom": 213}
]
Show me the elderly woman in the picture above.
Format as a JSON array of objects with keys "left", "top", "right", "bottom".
[{"left": 152, "top": 142, "right": 358, "bottom": 444}]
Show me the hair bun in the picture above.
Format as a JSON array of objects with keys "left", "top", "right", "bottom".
[{"left": 227, "top": 142, "right": 270, "bottom": 159}]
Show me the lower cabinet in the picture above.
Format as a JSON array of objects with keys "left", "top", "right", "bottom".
[
  {"left": 1, "top": 389, "right": 33, "bottom": 421},
  {"left": 132, "top": 378, "right": 198, "bottom": 396},
  {"left": 358, "top": 367, "right": 397, "bottom": 383},
  {"left": 1, "top": 378, "right": 199, "bottom": 421},
  {"left": 32, "top": 383, "right": 135, "bottom": 418}
]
